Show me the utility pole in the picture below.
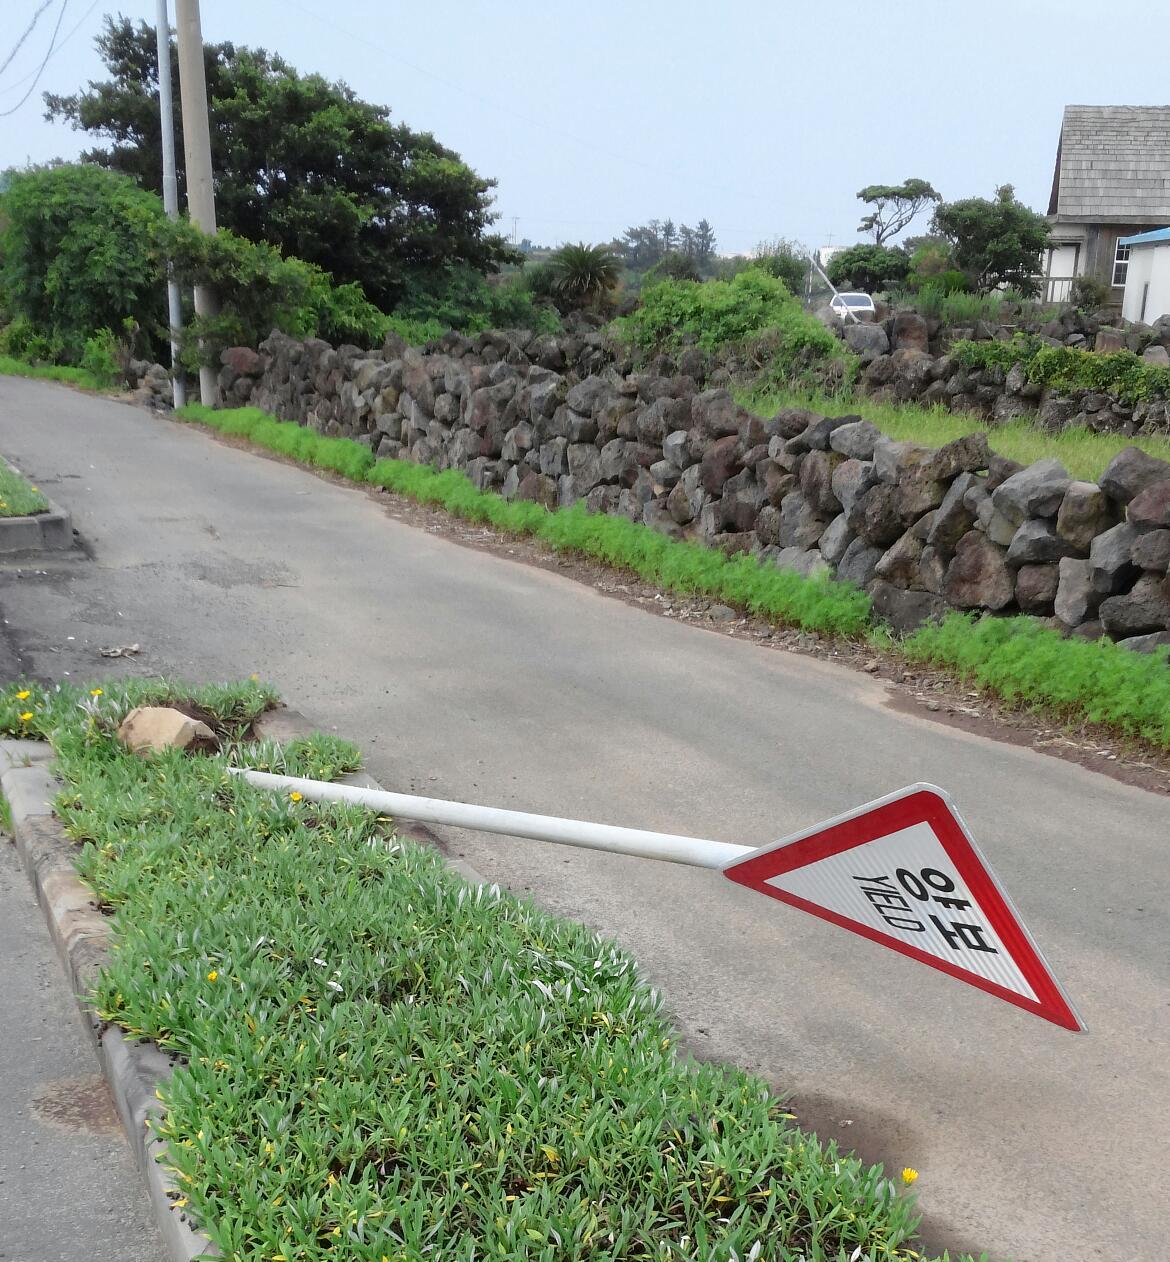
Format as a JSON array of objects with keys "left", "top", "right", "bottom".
[
  {"left": 155, "top": 0, "right": 185, "bottom": 409},
  {"left": 174, "top": 0, "right": 219, "bottom": 406}
]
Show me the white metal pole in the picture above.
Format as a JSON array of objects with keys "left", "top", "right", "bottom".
[
  {"left": 175, "top": 0, "right": 220, "bottom": 407},
  {"left": 229, "top": 768, "right": 756, "bottom": 870},
  {"left": 155, "top": 0, "right": 186, "bottom": 409}
]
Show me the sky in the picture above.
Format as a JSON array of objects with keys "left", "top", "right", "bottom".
[{"left": 1, "top": 0, "right": 1168, "bottom": 257}]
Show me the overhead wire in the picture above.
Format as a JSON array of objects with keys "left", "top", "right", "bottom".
[
  {"left": 0, "top": 0, "right": 99, "bottom": 97},
  {"left": 0, "top": 0, "right": 53, "bottom": 77},
  {"left": 0, "top": 0, "right": 69, "bottom": 117}
]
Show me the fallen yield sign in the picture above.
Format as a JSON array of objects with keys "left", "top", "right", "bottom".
[
  {"left": 232, "top": 769, "right": 1083, "bottom": 1031},
  {"left": 723, "top": 783, "right": 1085, "bottom": 1032}
]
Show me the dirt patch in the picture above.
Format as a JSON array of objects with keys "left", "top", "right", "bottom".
[{"left": 188, "top": 422, "right": 1170, "bottom": 796}]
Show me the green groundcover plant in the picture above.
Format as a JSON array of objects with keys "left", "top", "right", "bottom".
[
  {"left": 176, "top": 404, "right": 1170, "bottom": 751},
  {"left": 0, "top": 459, "right": 49, "bottom": 516},
  {"left": 1, "top": 677, "right": 962, "bottom": 1261}
]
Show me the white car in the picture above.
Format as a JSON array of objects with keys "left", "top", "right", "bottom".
[{"left": 829, "top": 292, "right": 876, "bottom": 322}]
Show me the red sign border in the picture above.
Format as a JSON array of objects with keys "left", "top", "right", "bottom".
[{"left": 723, "top": 784, "right": 1084, "bottom": 1032}]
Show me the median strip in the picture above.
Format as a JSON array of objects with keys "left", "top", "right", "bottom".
[{"left": 4, "top": 678, "right": 950, "bottom": 1261}]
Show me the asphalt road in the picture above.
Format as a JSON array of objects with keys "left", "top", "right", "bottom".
[{"left": 1, "top": 377, "right": 1167, "bottom": 1262}]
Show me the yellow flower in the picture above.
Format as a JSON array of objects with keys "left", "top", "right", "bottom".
[
  {"left": 90, "top": 688, "right": 103, "bottom": 697},
  {"left": 15, "top": 690, "right": 30, "bottom": 700},
  {"left": 289, "top": 791, "right": 303, "bottom": 802},
  {"left": 901, "top": 1167, "right": 919, "bottom": 1185},
  {"left": 207, "top": 970, "right": 219, "bottom": 982},
  {"left": 29, "top": 487, "right": 38, "bottom": 493},
  {"left": 19, "top": 712, "right": 33, "bottom": 722}
]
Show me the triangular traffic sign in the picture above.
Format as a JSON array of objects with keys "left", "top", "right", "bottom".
[{"left": 724, "top": 784, "right": 1084, "bottom": 1031}]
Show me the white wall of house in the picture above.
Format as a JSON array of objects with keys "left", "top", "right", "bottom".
[{"left": 1121, "top": 242, "right": 1170, "bottom": 323}]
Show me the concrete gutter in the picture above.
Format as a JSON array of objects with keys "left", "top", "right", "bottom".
[
  {"left": 0, "top": 457, "right": 74, "bottom": 553},
  {"left": 0, "top": 704, "right": 486, "bottom": 1262}
]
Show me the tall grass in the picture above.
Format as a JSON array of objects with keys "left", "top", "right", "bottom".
[
  {"left": 740, "top": 386, "right": 1170, "bottom": 481},
  {"left": 0, "top": 461, "right": 48, "bottom": 516},
  {"left": 0, "top": 353, "right": 112, "bottom": 391}
]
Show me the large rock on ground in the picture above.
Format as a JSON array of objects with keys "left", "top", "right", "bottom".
[
  {"left": 1132, "top": 529, "right": 1170, "bottom": 573},
  {"left": 828, "top": 419, "right": 882, "bottom": 460},
  {"left": 832, "top": 458, "right": 879, "bottom": 515},
  {"left": 836, "top": 538, "right": 885, "bottom": 587},
  {"left": 1099, "top": 574, "right": 1170, "bottom": 636},
  {"left": 943, "top": 532, "right": 1015, "bottom": 610},
  {"left": 875, "top": 530, "right": 925, "bottom": 589},
  {"left": 891, "top": 311, "right": 930, "bottom": 353},
  {"left": 842, "top": 323, "right": 889, "bottom": 364},
  {"left": 868, "top": 580, "right": 947, "bottom": 633},
  {"left": 1099, "top": 447, "right": 1170, "bottom": 504},
  {"left": 778, "top": 492, "right": 828, "bottom": 548},
  {"left": 799, "top": 450, "right": 844, "bottom": 516},
  {"left": 929, "top": 472, "right": 979, "bottom": 553},
  {"left": 852, "top": 484, "right": 905, "bottom": 546},
  {"left": 691, "top": 389, "right": 741, "bottom": 438},
  {"left": 1005, "top": 519, "right": 1079, "bottom": 566},
  {"left": 817, "top": 513, "right": 854, "bottom": 564},
  {"left": 118, "top": 707, "right": 215, "bottom": 755},
  {"left": 991, "top": 458, "right": 1072, "bottom": 525},
  {"left": 921, "top": 432, "right": 991, "bottom": 481}
]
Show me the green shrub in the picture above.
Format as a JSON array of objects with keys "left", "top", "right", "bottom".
[
  {"left": 79, "top": 328, "right": 122, "bottom": 388},
  {"left": 0, "top": 315, "right": 58, "bottom": 363},
  {"left": 0, "top": 164, "right": 165, "bottom": 363},
  {"left": 1069, "top": 274, "right": 1111, "bottom": 312},
  {"left": 952, "top": 336, "right": 1170, "bottom": 405},
  {"left": 393, "top": 265, "right": 559, "bottom": 335},
  {"left": 548, "top": 242, "right": 622, "bottom": 309},
  {"left": 614, "top": 268, "right": 853, "bottom": 389}
]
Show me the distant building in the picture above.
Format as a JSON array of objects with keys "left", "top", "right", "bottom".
[
  {"left": 1041, "top": 105, "right": 1170, "bottom": 306},
  {"left": 1119, "top": 227, "right": 1170, "bottom": 325}
]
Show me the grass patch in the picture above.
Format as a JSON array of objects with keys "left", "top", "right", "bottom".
[
  {"left": 741, "top": 386, "right": 1170, "bottom": 481},
  {"left": 175, "top": 403, "right": 1170, "bottom": 751},
  {"left": 905, "top": 613, "right": 1170, "bottom": 748},
  {"left": 0, "top": 460, "right": 48, "bottom": 516},
  {"left": 9, "top": 678, "right": 960, "bottom": 1262},
  {"left": 0, "top": 791, "right": 11, "bottom": 834},
  {"left": 0, "top": 353, "right": 112, "bottom": 392}
]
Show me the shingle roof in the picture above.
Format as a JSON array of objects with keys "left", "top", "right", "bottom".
[{"left": 1049, "top": 105, "right": 1170, "bottom": 222}]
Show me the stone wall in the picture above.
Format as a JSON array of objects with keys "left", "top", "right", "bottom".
[
  {"left": 217, "top": 328, "right": 1170, "bottom": 651},
  {"left": 834, "top": 307, "right": 1170, "bottom": 435}
]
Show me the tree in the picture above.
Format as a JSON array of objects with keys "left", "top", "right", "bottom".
[
  {"left": 752, "top": 237, "right": 808, "bottom": 295},
  {"left": 693, "top": 218, "right": 716, "bottom": 267},
  {"left": 932, "top": 185, "right": 1051, "bottom": 294},
  {"left": 43, "top": 17, "right": 514, "bottom": 311},
  {"left": 0, "top": 163, "right": 165, "bottom": 360},
  {"left": 856, "top": 178, "right": 941, "bottom": 245},
  {"left": 549, "top": 243, "right": 620, "bottom": 307},
  {"left": 826, "top": 244, "right": 910, "bottom": 293}
]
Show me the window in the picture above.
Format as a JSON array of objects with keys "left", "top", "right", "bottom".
[{"left": 1112, "top": 241, "right": 1131, "bottom": 287}]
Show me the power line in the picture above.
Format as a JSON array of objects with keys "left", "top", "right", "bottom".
[
  {"left": 0, "top": 0, "right": 69, "bottom": 117},
  {"left": 0, "top": 0, "right": 53, "bottom": 78},
  {"left": 0, "top": 0, "right": 99, "bottom": 97}
]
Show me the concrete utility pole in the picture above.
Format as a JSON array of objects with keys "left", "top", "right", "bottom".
[
  {"left": 155, "top": 0, "right": 185, "bottom": 409},
  {"left": 174, "top": 0, "right": 219, "bottom": 406}
]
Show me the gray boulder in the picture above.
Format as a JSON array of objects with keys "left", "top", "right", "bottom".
[
  {"left": 1099, "top": 574, "right": 1170, "bottom": 636},
  {"left": 842, "top": 323, "right": 890, "bottom": 364},
  {"left": 1099, "top": 446, "right": 1170, "bottom": 504},
  {"left": 700, "top": 435, "right": 744, "bottom": 496},
  {"left": 1055, "top": 481, "right": 1114, "bottom": 552},
  {"left": 921, "top": 432, "right": 991, "bottom": 481},
  {"left": 943, "top": 532, "right": 1015, "bottom": 610},
  {"left": 818, "top": 513, "right": 854, "bottom": 565},
  {"left": 774, "top": 546, "right": 831, "bottom": 578},
  {"left": 1127, "top": 479, "right": 1170, "bottom": 530},
  {"left": 836, "top": 538, "right": 885, "bottom": 587},
  {"left": 565, "top": 374, "right": 611, "bottom": 416},
  {"left": 567, "top": 444, "right": 602, "bottom": 497},
  {"left": 1015, "top": 564, "right": 1060, "bottom": 615},
  {"left": 831, "top": 458, "right": 879, "bottom": 515},
  {"left": 828, "top": 420, "right": 883, "bottom": 460},
  {"left": 1005, "top": 519, "right": 1079, "bottom": 566},
  {"left": 852, "top": 484, "right": 905, "bottom": 546},
  {"left": 1118, "top": 630, "right": 1170, "bottom": 654},
  {"left": 1089, "top": 522, "right": 1141, "bottom": 595},
  {"left": 891, "top": 311, "right": 930, "bottom": 353},
  {"left": 691, "top": 389, "right": 741, "bottom": 438},
  {"left": 799, "top": 450, "right": 844, "bottom": 516},
  {"left": 1132, "top": 529, "right": 1170, "bottom": 573},
  {"left": 662, "top": 429, "right": 691, "bottom": 468},
  {"left": 929, "top": 472, "right": 979, "bottom": 553},
  {"left": 868, "top": 581, "right": 947, "bottom": 634},
  {"left": 1055, "top": 557, "right": 1099, "bottom": 627},
  {"left": 539, "top": 437, "right": 569, "bottom": 478},
  {"left": 778, "top": 492, "right": 828, "bottom": 549},
  {"left": 918, "top": 545, "right": 947, "bottom": 594},
  {"left": 991, "top": 458, "right": 1072, "bottom": 525},
  {"left": 875, "top": 529, "right": 925, "bottom": 589}
]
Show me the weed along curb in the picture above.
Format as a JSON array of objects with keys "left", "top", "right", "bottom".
[
  {"left": 1, "top": 739, "right": 216, "bottom": 1262},
  {"left": 0, "top": 458, "right": 74, "bottom": 553},
  {"left": 0, "top": 704, "right": 487, "bottom": 1262}
]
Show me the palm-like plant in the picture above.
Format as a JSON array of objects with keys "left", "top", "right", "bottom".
[{"left": 549, "top": 242, "right": 621, "bottom": 306}]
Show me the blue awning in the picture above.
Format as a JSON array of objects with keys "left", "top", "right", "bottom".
[{"left": 1118, "top": 227, "right": 1170, "bottom": 247}]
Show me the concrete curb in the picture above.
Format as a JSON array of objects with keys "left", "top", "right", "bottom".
[
  {"left": 0, "top": 458, "right": 75, "bottom": 553},
  {"left": 0, "top": 706, "right": 493, "bottom": 1262}
]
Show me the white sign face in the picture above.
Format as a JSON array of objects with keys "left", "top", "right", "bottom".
[{"left": 724, "top": 784, "right": 1085, "bottom": 1032}]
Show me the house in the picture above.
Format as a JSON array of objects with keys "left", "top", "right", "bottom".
[
  {"left": 1041, "top": 105, "right": 1170, "bottom": 305},
  {"left": 1118, "top": 228, "right": 1170, "bottom": 325}
]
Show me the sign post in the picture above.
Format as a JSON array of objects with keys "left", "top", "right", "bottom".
[{"left": 723, "top": 783, "right": 1085, "bottom": 1032}]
